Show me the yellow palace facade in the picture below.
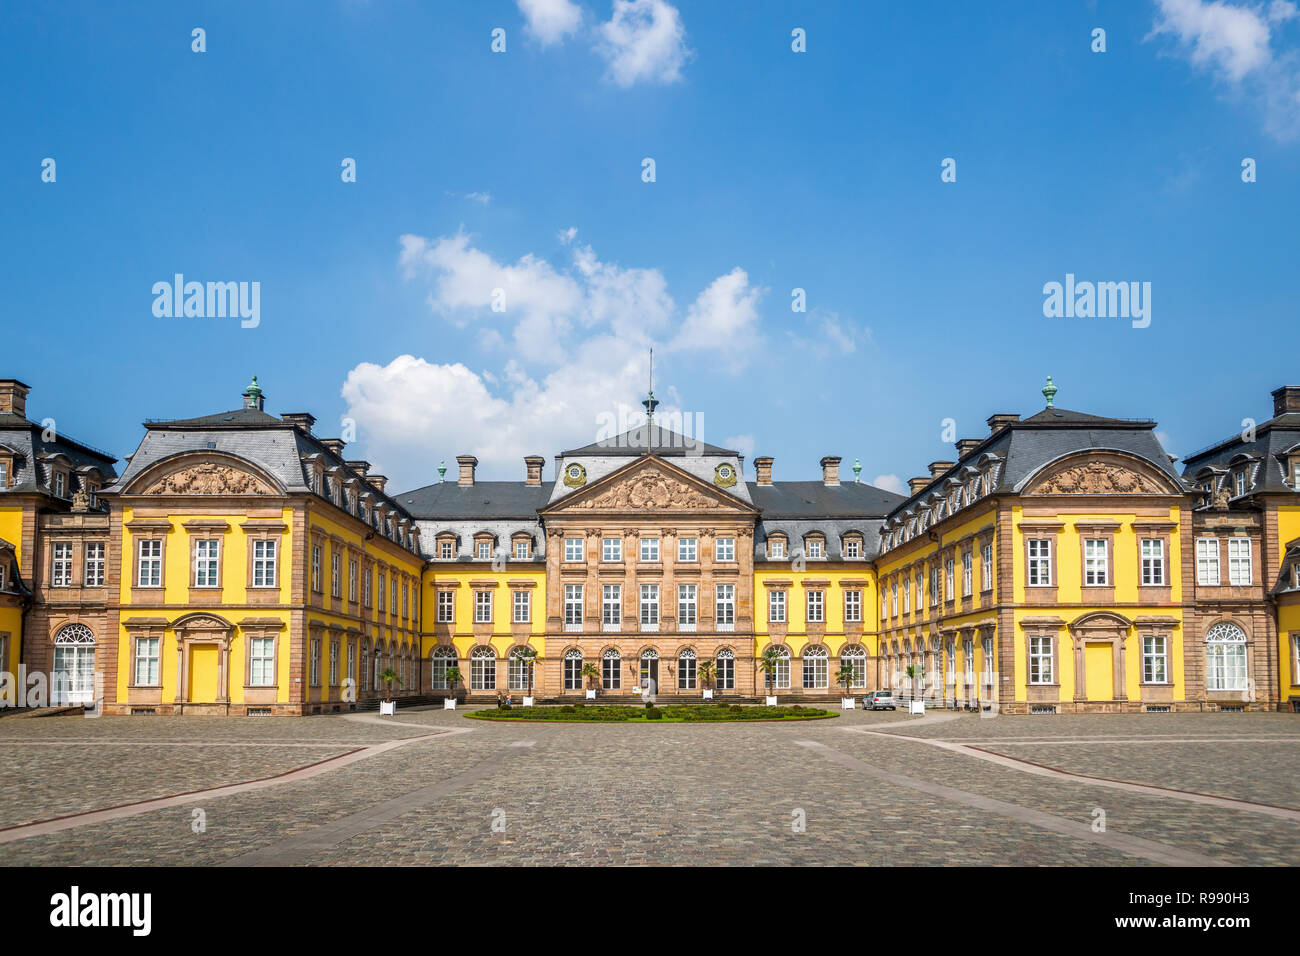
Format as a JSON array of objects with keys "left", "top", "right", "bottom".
[{"left": 2, "top": 374, "right": 1299, "bottom": 715}]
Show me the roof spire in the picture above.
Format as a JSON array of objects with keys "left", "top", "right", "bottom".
[
  {"left": 642, "top": 348, "right": 659, "bottom": 426},
  {"left": 437, "top": 459, "right": 447, "bottom": 482},
  {"left": 1042, "top": 375, "right": 1057, "bottom": 409},
  {"left": 852, "top": 458, "right": 862, "bottom": 482}
]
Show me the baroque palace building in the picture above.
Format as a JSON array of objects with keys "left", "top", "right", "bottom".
[{"left": 2, "top": 373, "right": 1299, "bottom": 715}]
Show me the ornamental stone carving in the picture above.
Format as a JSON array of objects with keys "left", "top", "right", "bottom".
[
  {"left": 1030, "top": 461, "right": 1165, "bottom": 496},
  {"left": 144, "top": 463, "right": 273, "bottom": 496},
  {"left": 571, "top": 469, "right": 723, "bottom": 511}
]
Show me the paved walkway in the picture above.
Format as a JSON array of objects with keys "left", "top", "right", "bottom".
[{"left": 0, "top": 708, "right": 1295, "bottom": 865}]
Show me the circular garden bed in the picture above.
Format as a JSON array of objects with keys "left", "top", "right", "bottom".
[{"left": 465, "top": 703, "right": 836, "bottom": 722}]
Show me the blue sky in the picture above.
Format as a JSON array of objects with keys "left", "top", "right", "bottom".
[{"left": 3, "top": 0, "right": 1298, "bottom": 492}]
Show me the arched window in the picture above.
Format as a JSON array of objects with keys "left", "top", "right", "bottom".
[
  {"left": 716, "top": 648, "right": 735, "bottom": 690},
  {"left": 508, "top": 647, "right": 533, "bottom": 691},
  {"left": 470, "top": 646, "right": 496, "bottom": 691},
  {"left": 763, "top": 646, "right": 790, "bottom": 691},
  {"left": 563, "top": 648, "right": 583, "bottom": 691},
  {"left": 841, "top": 645, "right": 866, "bottom": 689},
  {"left": 602, "top": 648, "right": 621, "bottom": 690},
  {"left": 53, "top": 623, "right": 95, "bottom": 704},
  {"left": 361, "top": 639, "right": 371, "bottom": 695},
  {"left": 677, "top": 647, "right": 697, "bottom": 690},
  {"left": 430, "top": 646, "right": 456, "bottom": 690},
  {"left": 1206, "top": 622, "right": 1248, "bottom": 692},
  {"left": 639, "top": 648, "right": 659, "bottom": 691},
  {"left": 802, "top": 645, "right": 828, "bottom": 689}
]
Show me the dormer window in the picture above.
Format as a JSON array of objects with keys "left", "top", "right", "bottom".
[
  {"left": 805, "top": 536, "right": 824, "bottom": 559},
  {"left": 1234, "top": 469, "right": 1247, "bottom": 497},
  {"left": 53, "top": 471, "right": 66, "bottom": 498},
  {"left": 843, "top": 535, "right": 862, "bottom": 559},
  {"left": 768, "top": 535, "right": 786, "bottom": 559},
  {"left": 0, "top": 460, "right": 8, "bottom": 489}
]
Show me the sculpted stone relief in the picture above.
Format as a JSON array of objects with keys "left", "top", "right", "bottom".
[
  {"left": 570, "top": 467, "right": 725, "bottom": 511},
  {"left": 143, "top": 462, "right": 273, "bottom": 496},
  {"left": 1031, "top": 460, "right": 1166, "bottom": 495}
]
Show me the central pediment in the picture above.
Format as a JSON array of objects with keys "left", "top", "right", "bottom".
[{"left": 542, "top": 457, "right": 755, "bottom": 515}]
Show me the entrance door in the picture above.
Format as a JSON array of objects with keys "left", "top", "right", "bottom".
[
  {"left": 640, "top": 657, "right": 658, "bottom": 694},
  {"left": 1084, "top": 642, "right": 1112, "bottom": 700},
  {"left": 52, "top": 625, "right": 96, "bottom": 705},
  {"left": 189, "top": 644, "right": 219, "bottom": 702}
]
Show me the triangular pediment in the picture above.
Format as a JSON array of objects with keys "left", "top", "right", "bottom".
[{"left": 542, "top": 456, "right": 756, "bottom": 515}]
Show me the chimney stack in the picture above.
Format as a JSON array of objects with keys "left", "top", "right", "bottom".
[
  {"left": 457, "top": 455, "right": 478, "bottom": 486},
  {"left": 347, "top": 460, "right": 370, "bottom": 477},
  {"left": 524, "top": 455, "right": 545, "bottom": 486},
  {"left": 281, "top": 412, "right": 316, "bottom": 435},
  {"left": 753, "top": 456, "right": 773, "bottom": 486},
  {"left": 1272, "top": 386, "right": 1300, "bottom": 417},
  {"left": 986, "top": 413, "right": 1020, "bottom": 435},
  {"left": 0, "top": 379, "right": 30, "bottom": 418},
  {"left": 955, "top": 438, "right": 982, "bottom": 457},
  {"left": 908, "top": 476, "right": 931, "bottom": 495},
  {"left": 320, "top": 438, "right": 346, "bottom": 457},
  {"left": 366, "top": 475, "right": 388, "bottom": 493},
  {"left": 820, "top": 456, "right": 841, "bottom": 487},
  {"left": 928, "top": 460, "right": 955, "bottom": 478}
]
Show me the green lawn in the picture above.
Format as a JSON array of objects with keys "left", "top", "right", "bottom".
[{"left": 465, "top": 703, "right": 837, "bottom": 722}]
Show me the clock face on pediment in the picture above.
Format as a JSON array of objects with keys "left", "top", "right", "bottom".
[
  {"left": 714, "top": 463, "right": 737, "bottom": 488},
  {"left": 563, "top": 463, "right": 587, "bottom": 488}
]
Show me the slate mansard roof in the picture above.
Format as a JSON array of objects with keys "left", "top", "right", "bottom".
[
  {"left": 0, "top": 408, "right": 118, "bottom": 497},
  {"left": 1180, "top": 394, "right": 1300, "bottom": 497}
]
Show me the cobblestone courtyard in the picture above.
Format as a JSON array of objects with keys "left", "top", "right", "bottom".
[{"left": 1, "top": 707, "right": 1296, "bottom": 866}]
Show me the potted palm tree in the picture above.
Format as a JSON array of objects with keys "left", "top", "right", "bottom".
[
  {"left": 757, "top": 647, "right": 781, "bottom": 706},
  {"left": 443, "top": 665, "right": 463, "bottom": 710},
  {"left": 378, "top": 667, "right": 400, "bottom": 716},
  {"left": 836, "top": 663, "right": 857, "bottom": 709},
  {"left": 581, "top": 661, "right": 600, "bottom": 699},
  {"left": 515, "top": 647, "right": 538, "bottom": 706},
  {"left": 699, "top": 659, "right": 716, "bottom": 700}
]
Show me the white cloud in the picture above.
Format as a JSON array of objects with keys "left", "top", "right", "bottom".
[
  {"left": 670, "top": 267, "right": 765, "bottom": 358},
  {"left": 1155, "top": 430, "right": 1179, "bottom": 458},
  {"left": 463, "top": 191, "right": 492, "bottom": 204},
  {"left": 786, "top": 308, "right": 870, "bottom": 358},
  {"left": 872, "top": 473, "right": 906, "bottom": 495},
  {"left": 1149, "top": 0, "right": 1300, "bottom": 138},
  {"left": 596, "top": 0, "right": 692, "bottom": 87},
  {"left": 724, "top": 434, "right": 756, "bottom": 459},
  {"left": 517, "top": 0, "right": 583, "bottom": 45}
]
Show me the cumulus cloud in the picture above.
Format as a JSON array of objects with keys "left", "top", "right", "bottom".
[
  {"left": 517, "top": 0, "right": 583, "bottom": 45},
  {"left": 872, "top": 473, "right": 907, "bottom": 495},
  {"left": 724, "top": 434, "right": 756, "bottom": 459},
  {"left": 344, "top": 229, "right": 766, "bottom": 486},
  {"left": 595, "top": 0, "right": 692, "bottom": 87},
  {"left": 1149, "top": 0, "right": 1300, "bottom": 138}
]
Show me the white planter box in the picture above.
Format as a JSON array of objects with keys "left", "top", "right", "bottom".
[
  {"left": 909, "top": 700, "right": 925, "bottom": 716},
  {"left": 841, "top": 697, "right": 856, "bottom": 710},
  {"left": 523, "top": 696, "right": 535, "bottom": 707},
  {"left": 765, "top": 696, "right": 778, "bottom": 706},
  {"left": 443, "top": 698, "right": 457, "bottom": 710},
  {"left": 585, "top": 689, "right": 597, "bottom": 700},
  {"left": 702, "top": 689, "right": 714, "bottom": 700},
  {"left": 631, "top": 686, "right": 642, "bottom": 695},
  {"left": 379, "top": 701, "right": 396, "bottom": 716}
]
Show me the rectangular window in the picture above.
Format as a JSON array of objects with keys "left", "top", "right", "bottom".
[
  {"left": 844, "top": 538, "right": 860, "bottom": 559},
  {"left": 377, "top": 572, "right": 386, "bottom": 613},
  {"left": 603, "top": 653, "right": 621, "bottom": 690},
  {"left": 194, "top": 539, "right": 220, "bottom": 588},
  {"left": 1083, "top": 539, "right": 1108, "bottom": 586},
  {"left": 807, "top": 539, "right": 823, "bottom": 559},
  {"left": 602, "top": 584, "right": 622, "bottom": 625},
  {"left": 329, "top": 640, "right": 339, "bottom": 685},
  {"left": 402, "top": 582, "right": 409, "bottom": 618},
  {"left": 1142, "top": 635, "right": 1168, "bottom": 684},
  {"left": 51, "top": 542, "right": 73, "bottom": 587},
  {"left": 363, "top": 567, "right": 372, "bottom": 607},
  {"left": 602, "top": 537, "right": 622, "bottom": 562},
  {"left": 134, "top": 636, "right": 160, "bottom": 686},
  {"left": 677, "top": 584, "right": 696, "bottom": 626},
  {"left": 1228, "top": 538, "right": 1252, "bottom": 586},
  {"left": 514, "top": 539, "right": 529, "bottom": 560},
  {"left": 678, "top": 537, "right": 697, "bottom": 562},
  {"left": 890, "top": 582, "right": 898, "bottom": 616},
  {"left": 477, "top": 541, "right": 491, "bottom": 560},
  {"left": 1027, "top": 539, "right": 1051, "bottom": 586},
  {"left": 640, "top": 584, "right": 659, "bottom": 625},
  {"left": 348, "top": 560, "right": 358, "bottom": 602},
  {"left": 769, "top": 538, "right": 785, "bottom": 559},
  {"left": 715, "top": 583, "right": 735, "bottom": 625},
  {"left": 310, "top": 638, "right": 321, "bottom": 687},
  {"left": 806, "top": 589, "right": 824, "bottom": 623},
  {"left": 1029, "top": 635, "right": 1054, "bottom": 684},
  {"left": 1196, "top": 537, "right": 1220, "bottom": 585},
  {"left": 248, "top": 539, "right": 276, "bottom": 589},
  {"left": 440, "top": 540, "right": 453, "bottom": 559},
  {"left": 844, "top": 589, "right": 862, "bottom": 623},
  {"left": 436, "top": 591, "right": 454, "bottom": 622},
  {"left": 475, "top": 590, "right": 493, "bottom": 624},
  {"left": 962, "top": 550, "right": 973, "bottom": 597},
  {"left": 250, "top": 636, "right": 275, "bottom": 686},
  {"left": 640, "top": 538, "right": 660, "bottom": 562},
  {"left": 564, "top": 584, "right": 583, "bottom": 626},
  {"left": 331, "top": 552, "right": 341, "bottom": 598},
  {"left": 564, "top": 537, "right": 583, "bottom": 562},
  {"left": 902, "top": 578, "right": 911, "bottom": 613},
  {"left": 944, "top": 558, "right": 954, "bottom": 599},
  {"left": 83, "top": 542, "right": 105, "bottom": 587},
  {"left": 929, "top": 567, "right": 940, "bottom": 605},
  {"left": 1140, "top": 538, "right": 1165, "bottom": 586},
  {"left": 769, "top": 589, "right": 786, "bottom": 623},
  {"left": 311, "top": 545, "right": 322, "bottom": 592},
  {"left": 137, "top": 539, "right": 163, "bottom": 588},
  {"left": 513, "top": 590, "right": 530, "bottom": 624},
  {"left": 716, "top": 537, "right": 735, "bottom": 561},
  {"left": 981, "top": 543, "right": 993, "bottom": 591},
  {"left": 716, "top": 654, "right": 735, "bottom": 690},
  {"left": 390, "top": 579, "right": 397, "bottom": 614}
]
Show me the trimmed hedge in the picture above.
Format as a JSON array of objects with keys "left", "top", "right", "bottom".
[{"left": 465, "top": 703, "right": 836, "bottom": 722}]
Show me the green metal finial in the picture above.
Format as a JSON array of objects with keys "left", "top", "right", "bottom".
[
  {"left": 1042, "top": 375, "right": 1058, "bottom": 408},
  {"left": 852, "top": 458, "right": 862, "bottom": 482},
  {"left": 437, "top": 459, "right": 447, "bottom": 482},
  {"left": 245, "top": 375, "right": 262, "bottom": 399}
]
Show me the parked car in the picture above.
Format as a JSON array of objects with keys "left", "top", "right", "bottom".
[{"left": 868, "top": 690, "right": 897, "bottom": 711}]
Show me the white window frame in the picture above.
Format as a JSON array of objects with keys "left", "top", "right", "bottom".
[
  {"left": 83, "top": 542, "right": 105, "bottom": 587},
  {"left": 715, "top": 583, "right": 735, "bottom": 627},
  {"left": 802, "top": 646, "right": 828, "bottom": 689},
  {"left": 1027, "top": 539, "right": 1051, "bottom": 587},
  {"left": 1196, "top": 537, "right": 1220, "bottom": 585},
  {"left": 844, "top": 589, "right": 862, "bottom": 623},
  {"left": 565, "top": 584, "right": 583, "bottom": 627},
  {"left": 769, "top": 589, "right": 786, "bottom": 623},
  {"left": 961, "top": 550, "right": 973, "bottom": 597},
  {"left": 602, "top": 537, "right": 622, "bottom": 562},
  {"left": 1227, "top": 538, "right": 1252, "bottom": 586},
  {"left": 249, "top": 636, "right": 275, "bottom": 686},
  {"left": 1083, "top": 538, "right": 1108, "bottom": 587},
  {"left": 677, "top": 537, "right": 697, "bottom": 562},
  {"left": 474, "top": 590, "right": 493, "bottom": 624},
  {"left": 51, "top": 542, "right": 73, "bottom": 587},
  {"left": 640, "top": 584, "right": 659, "bottom": 626},
  {"left": 1205, "top": 622, "right": 1247, "bottom": 692},
  {"left": 981, "top": 542, "right": 993, "bottom": 591},
  {"left": 513, "top": 590, "right": 530, "bottom": 624},
  {"left": 806, "top": 589, "right": 824, "bottom": 623},
  {"left": 677, "top": 584, "right": 696, "bottom": 627},
  {"left": 137, "top": 538, "right": 163, "bottom": 588},
  {"left": 1140, "top": 538, "right": 1165, "bottom": 587},
  {"left": 602, "top": 584, "right": 622, "bottom": 626},
  {"left": 1029, "top": 634, "right": 1054, "bottom": 684},
  {"left": 1142, "top": 634, "right": 1168, "bottom": 684},
  {"left": 716, "top": 537, "right": 735, "bottom": 562},
  {"left": 436, "top": 590, "right": 454, "bottom": 623},
  {"left": 134, "top": 635, "right": 160, "bottom": 686},
  {"left": 564, "top": 537, "right": 584, "bottom": 562},
  {"left": 640, "top": 538, "right": 660, "bottom": 562}
]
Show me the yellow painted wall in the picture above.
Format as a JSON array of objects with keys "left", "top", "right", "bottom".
[
  {"left": 421, "top": 565, "right": 547, "bottom": 661},
  {"left": 0, "top": 505, "right": 26, "bottom": 681},
  {"left": 753, "top": 568, "right": 877, "bottom": 658}
]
